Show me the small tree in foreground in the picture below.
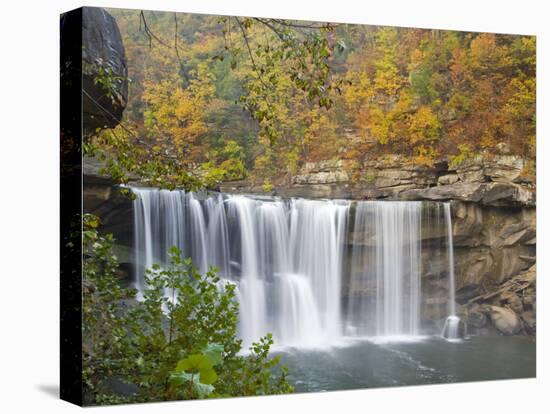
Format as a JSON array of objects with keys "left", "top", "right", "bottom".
[{"left": 82, "top": 214, "right": 292, "bottom": 405}]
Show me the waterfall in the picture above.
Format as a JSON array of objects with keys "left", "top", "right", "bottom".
[
  {"left": 205, "top": 195, "right": 231, "bottom": 278},
  {"left": 346, "top": 202, "right": 422, "bottom": 337},
  {"left": 131, "top": 188, "right": 457, "bottom": 347},
  {"left": 289, "top": 199, "right": 350, "bottom": 340},
  {"left": 226, "top": 196, "right": 267, "bottom": 345},
  {"left": 444, "top": 203, "right": 456, "bottom": 316},
  {"left": 442, "top": 202, "right": 461, "bottom": 340}
]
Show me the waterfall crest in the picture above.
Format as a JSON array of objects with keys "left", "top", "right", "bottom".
[{"left": 132, "top": 188, "right": 457, "bottom": 347}]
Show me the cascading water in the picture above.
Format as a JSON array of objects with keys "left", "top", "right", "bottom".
[
  {"left": 346, "top": 202, "right": 422, "bottom": 338},
  {"left": 131, "top": 188, "right": 458, "bottom": 347},
  {"left": 442, "top": 202, "right": 461, "bottom": 340},
  {"left": 289, "top": 199, "right": 350, "bottom": 341}
]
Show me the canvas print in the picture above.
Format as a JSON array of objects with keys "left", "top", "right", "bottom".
[{"left": 60, "top": 6, "right": 536, "bottom": 406}]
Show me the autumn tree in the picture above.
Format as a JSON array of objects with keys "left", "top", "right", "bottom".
[{"left": 92, "top": 9, "right": 535, "bottom": 189}]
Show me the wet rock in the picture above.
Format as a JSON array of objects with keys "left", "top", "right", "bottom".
[{"left": 488, "top": 306, "right": 521, "bottom": 335}]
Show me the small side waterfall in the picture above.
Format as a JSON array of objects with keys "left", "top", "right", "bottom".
[
  {"left": 442, "top": 203, "right": 461, "bottom": 340},
  {"left": 444, "top": 203, "right": 456, "bottom": 316},
  {"left": 131, "top": 188, "right": 459, "bottom": 347}
]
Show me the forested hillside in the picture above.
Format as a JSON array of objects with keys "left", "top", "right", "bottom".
[{"left": 99, "top": 9, "right": 535, "bottom": 189}]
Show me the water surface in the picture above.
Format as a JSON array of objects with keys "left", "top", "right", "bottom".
[{"left": 276, "top": 335, "right": 536, "bottom": 392}]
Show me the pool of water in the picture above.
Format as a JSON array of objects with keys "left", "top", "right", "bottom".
[{"left": 276, "top": 335, "right": 536, "bottom": 392}]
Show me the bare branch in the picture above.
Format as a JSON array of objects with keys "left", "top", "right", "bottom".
[
  {"left": 234, "top": 17, "right": 270, "bottom": 90},
  {"left": 139, "top": 10, "right": 172, "bottom": 49}
]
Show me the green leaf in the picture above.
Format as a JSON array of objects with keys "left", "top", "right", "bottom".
[
  {"left": 176, "top": 354, "right": 212, "bottom": 372},
  {"left": 169, "top": 368, "right": 216, "bottom": 393},
  {"left": 174, "top": 353, "right": 218, "bottom": 385},
  {"left": 198, "top": 367, "right": 217, "bottom": 385},
  {"left": 193, "top": 381, "right": 215, "bottom": 398},
  {"left": 202, "top": 343, "right": 224, "bottom": 366},
  {"left": 169, "top": 370, "right": 194, "bottom": 386}
]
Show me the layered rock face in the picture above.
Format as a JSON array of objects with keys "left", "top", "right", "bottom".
[{"left": 221, "top": 152, "right": 534, "bottom": 208}]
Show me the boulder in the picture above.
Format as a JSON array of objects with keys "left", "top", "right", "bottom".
[
  {"left": 487, "top": 306, "right": 522, "bottom": 335},
  {"left": 80, "top": 7, "right": 128, "bottom": 138},
  {"left": 485, "top": 155, "right": 525, "bottom": 182}
]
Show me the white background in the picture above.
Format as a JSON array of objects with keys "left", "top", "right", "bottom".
[{"left": 0, "top": 0, "right": 547, "bottom": 412}]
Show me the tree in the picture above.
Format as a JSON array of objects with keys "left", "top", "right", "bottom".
[
  {"left": 91, "top": 9, "right": 535, "bottom": 191},
  {"left": 142, "top": 61, "right": 215, "bottom": 163},
  {"left": 88, "top": 10, "right": 349, "bottom": 191},
  {"left": 82, "top": 215, "right": 293, "bottom": 404}
]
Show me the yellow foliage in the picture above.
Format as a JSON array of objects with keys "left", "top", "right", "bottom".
[
  {"left": 142, "top": 62, "right": 215, "bottom": 162},
  {"left": 408, "top": 106, "right": 440, "bottom": 145}
]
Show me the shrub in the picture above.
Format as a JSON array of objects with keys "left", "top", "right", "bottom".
[{"left": 82, "top": 214, "right": 292, "bottom": 405}]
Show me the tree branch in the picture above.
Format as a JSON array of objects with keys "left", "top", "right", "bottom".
[{"left": 234, "top": 17, "right": 270, "bottom": 90}]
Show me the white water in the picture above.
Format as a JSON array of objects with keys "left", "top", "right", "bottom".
[
  {"left": 444, "top": 203, "right": 456, "bottom": 316},
  {"left": 132, "top": 189, "right": 457, "bottom": 347},
  {"left": 346, "top": 202, "right": 422, "bottom": 338},
  {"left": 442, "top": 203, "right": 460, "bottom": 340}
]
